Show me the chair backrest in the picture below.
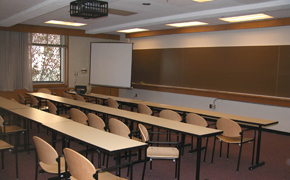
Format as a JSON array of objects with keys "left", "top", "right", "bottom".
[
  {"left": 159, "top": 109, "right": 182, "bottom": 122},
  {"left": 138, "top": 124, "right": 150, "bottom": 142},
  {"left": 87, "top": 113, "right": 105, "bottom": 131},
  {"left": 75, "top": 94, "right": 86, "bottom": 102},
  {"left": 216, "top": 117, "right": 242, "bottom": 137},
  {"left": 63, "top": 148, "right": 95, "bottom": 180},
  {"left": 107, "top": 98, "right": 119, "bottom": 109},
  {"left": 33, "top": 136, "right": 59, "bottom": 165},
  {"left": 109, "top": 118, "right": 130, "bottom": 138},
  {"left": 0, "top": 116, "right": 4, "bottom": 128},
  {"left": 29, "top": 95, "right": 39, "bottom": 107},
  {"left": 138, "top": 104, "right": 152, "bottom": 115},
  {"left": 47, "top": 100, "right": 57, "bottom": 115},
  {"left": 38, "top": 88, "right": 51, "bottom": 94},
  {"left": 18, "top": 93, "right": 26, "bottom": 104},
  {"left": 70, "top": 108, "right": 88, "bottom": 125},
  {"left": 186, "top": 113, "right": 207, "bottom": 127},
  {"left": 63, "top": 92, "right": 74, "bottom": 99}
]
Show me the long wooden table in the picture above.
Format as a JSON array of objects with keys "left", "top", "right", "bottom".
[
  {"left": 68, "top": 92, "right": 278, "bottom": 171},
  {"left": 0, "top": 96, "right": 147, "bottom": 178},
  {"left": 28, "top": 92, "right": 223, "bottom": 180}
]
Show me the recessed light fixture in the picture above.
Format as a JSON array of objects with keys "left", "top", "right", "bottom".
[
  {"left": 45, "top": 20, "right": 87, "bottom": 27},
  {"left": 219, "top": 13, "right": 273, "bottom": 23},
  {"left": 117, "top": 28, "right": 149, "bottom": 33},
  {"left": 192, "top": 0, "right": 213, "bottom": 2},
  {"left": 166, "top": 21, "right": 208, "bottom": 27},
  {"left": 142, "top": 3, "right": 151, "bottom": 5}
]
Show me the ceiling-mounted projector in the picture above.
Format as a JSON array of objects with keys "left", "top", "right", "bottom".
[{"left": 70, "top": 0, "right": 108, "bottom": 19}]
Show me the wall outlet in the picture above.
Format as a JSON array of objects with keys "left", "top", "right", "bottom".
[{"left": 209, "top": 104, "right": 216, "bottom": 109}]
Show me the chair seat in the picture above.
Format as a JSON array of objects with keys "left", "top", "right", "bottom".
[
  {"left": 39, "top": 156, "right": 66, "bottom": 174},
  {"left": 2, "top": 125, "right": 25, "bottom": 133},
  {"left": 217, "top": 135, "right": 254, "bottom": 144},
  {"left": 147, "top": 146, "right": 179, "bottom": 159},
  {"left": 70, "top": 168, "right": 127, "bottom": 180},
  {"left": 0, "top": 140, "right": 14, "bottom": 150}
]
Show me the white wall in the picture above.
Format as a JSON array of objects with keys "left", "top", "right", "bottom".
[
  {"left": 120, "top": 26, "right": 290, "bottom": 133},
  {"left": 68, "top": 36, "right": 119, "bottom": 88}
]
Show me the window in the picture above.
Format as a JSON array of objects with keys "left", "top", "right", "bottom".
[{"left": 29, "top": 33, "right": 66, "bottom": 83}]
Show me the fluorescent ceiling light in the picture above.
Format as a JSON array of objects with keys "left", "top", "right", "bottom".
[
  {"left": 219, "top": 13, "right": 273, "bottom": 23},
  {"left": 45, "top": 20, "right": 87, "bottom": 27},
  {"left": 192, "top": 0, "right": 213, "bottom": 2},
  {"left": 166, "top": 21, "right": 208, "bottom": 27},
  {"left": 117, "top": 28, "right": 149, "bottom": 33}
]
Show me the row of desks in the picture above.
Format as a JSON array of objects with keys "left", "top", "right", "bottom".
[
  {"left": 27, "top": 92, "right": 223, "bottom": 180},
  {"left": 67, "top": 91, "right": 279, "bottom": 171},
  {"left": 0, "top": 96, "right": 147, "bottom": 178}
]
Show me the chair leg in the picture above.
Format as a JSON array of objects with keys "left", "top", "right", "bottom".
[
  {"left": 219, "top": 140, "right": 222, "bottom": 158},
  {"left": 15, "top": 146, "right": 19, "bottom": 179},
  {"left": 1, "top": 150, "right": 4, "bottom": 169},
  {"left": 237, "top": 143, "right": 243, "bottom": 172},
  {"left": 227, "top": 143, "right": 230, "bottom": 160},
  {"left": 150, "top": 158, "right": 152, "bottom": 171},
  {"left": 35, "top": 160, "right": 38, "bottom": 180}
]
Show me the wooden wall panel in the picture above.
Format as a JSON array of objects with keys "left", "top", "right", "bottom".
[
  {"left": 183, "top": 46, "right": 279, "bottom": 95},
  {"left": 277, "top": 45, "right": 290, "bottom": 97},
  {"left": 132, "top": 45, "right": 288, "bottom": 99}
]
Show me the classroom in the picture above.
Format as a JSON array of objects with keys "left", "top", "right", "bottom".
[{"left": 0, "top": 1, "right": 290, "bottom": 180}]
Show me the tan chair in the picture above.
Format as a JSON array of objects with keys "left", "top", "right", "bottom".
[
  {"left": 18, "top": 93, "right": 30, "bottom": 106},
  {"left": 75, "top": 94, "right": 86, "bottom": 102},
  {"left": 47, "top": 100, "right": 70, "bottom": 119},
  {"left": 138, "top": 103, "right": 153, "bottom": 115},
  {"left": 33, "top": 136, "right": 66, "bottom": 180},
  {"left": 137, "top": 103, "right": 154, "bottom": 132},
  {"left": 138, "top": 123, "right": 180, "bottom": 180},
  {"left": 0, "top": 115, "right": 27, "bottom": 151},
  {"left": 211, "top": 117, "right": 256, "bottom": 172},
  {"left": 38, "top": 88, "right": 51, "bottom": 94},
  {"left": 186, "top": 113, "right": 209, "bottom": 162},
  {"left": 38, "top": 88, "right": 52, "bottom": 105},
  {"left": 63, "top": 148, "right": 128, "bottom": 180},
  {"left": 29, "top": 95, "right": 49, "bottom": 111},
  {"left": 70, "top": 108, "right": 88, "bottom": 125},
  {"left": 109, "top": 118, "right": 140, "bottom": 141},
  {"left": 159, "top": 109, "right": 182, "bottom": 142},
  {"left": 107, "top": 98, "right": 119, "bottom": 109},
  {"left": 87, "top": 113, "right": 105, "bottom": 131},
  {"left": 0, "top": 116, "right": 18, "bottom": 179},
  {"left": 159, "top": 109, "right": 182, "bottom": 122},
  {"left": 62, "top": 92, "right": 74, "bottom": 99}
]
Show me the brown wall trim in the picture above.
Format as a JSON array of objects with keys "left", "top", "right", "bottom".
[
  {"left": 0, "top": 24, "right": 120, "bottom": 40},
  {"left": 126, "top": 17, "right": 290, "bottom": 38},
  {"left": 132, "top": 83, "right": 290, "bottom": 108}
]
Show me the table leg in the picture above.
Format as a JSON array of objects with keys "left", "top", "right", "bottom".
[
  {"left": 249, "top": 125, "right": 265, "bottom": 170},
  {"left": 116, "top": 152, "right": 121, "bottom": 176},
  {"left": 196, "top": 136, "right": 202, "bottom": 180}
]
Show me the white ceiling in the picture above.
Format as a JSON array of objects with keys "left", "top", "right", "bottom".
[{"left": 1, "top": 0, "right": 290, "bottom": 35}]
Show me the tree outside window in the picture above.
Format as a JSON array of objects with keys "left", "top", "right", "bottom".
[{"left": 30, "top": 33, "right": 66, "bottom": 83}]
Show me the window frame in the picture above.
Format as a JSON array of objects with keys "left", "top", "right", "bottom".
[{"left": 29, "top": 33, "right": 68, "bottom": 88}]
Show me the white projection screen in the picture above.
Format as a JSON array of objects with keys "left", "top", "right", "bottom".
[{"left": 90, "top": 42, "right": 133, "bottom": 88}]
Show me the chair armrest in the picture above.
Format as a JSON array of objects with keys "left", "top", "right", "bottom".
[
  {"left": 93, "top": 160, "right": 136, "bottom": 180},
  {"left": 239, "top": 126, "right": 257, "bottom": 135}
]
